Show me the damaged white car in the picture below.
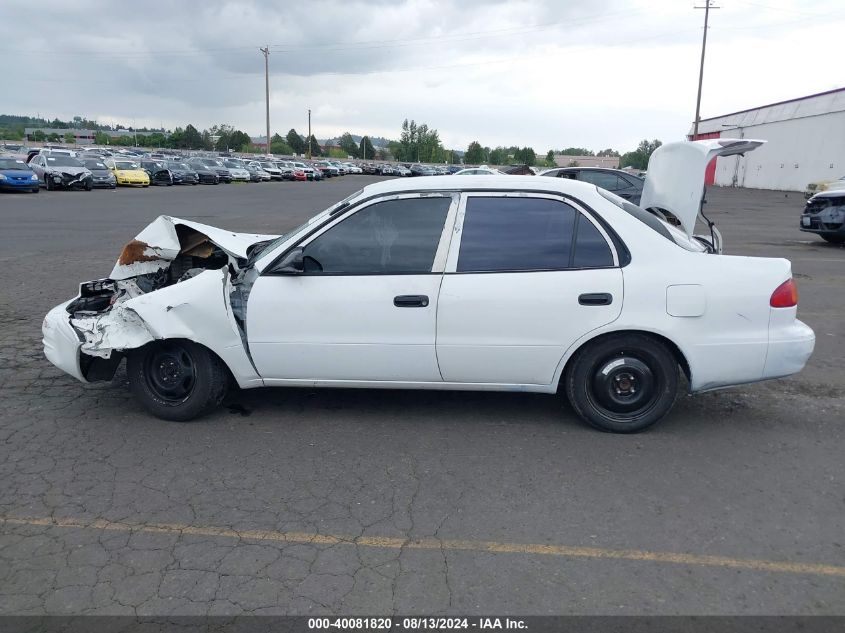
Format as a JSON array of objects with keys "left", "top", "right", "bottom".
[{"left": 43, "top": 139, "right": 815, "bottom": 432}]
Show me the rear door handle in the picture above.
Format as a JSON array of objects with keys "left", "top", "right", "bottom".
[
  {"left": 394, "top": 294, "right": 430, "bottom": 308},
  {"left": 579, "top": 293, "right": 613, "bottom": 306}
]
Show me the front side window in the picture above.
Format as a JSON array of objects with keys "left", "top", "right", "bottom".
[
  {"left": 302, "top": 196, "right": 451, "bottom": 274},
  {"left": 457, "top": 196, "right": 614, "bottom": 272}
]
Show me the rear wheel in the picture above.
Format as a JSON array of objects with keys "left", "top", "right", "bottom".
[
  {"left": 821, "top": 234, "right": 845, "bottom": 244},
  {"left": 564, "top": 333, "right": 678, "bottom": 433},
  {"left": 31, "top": 188, "right": 39, "bottom": 193},
  {"left": 127, "top": 340, "right": 228, "bottom": 422}
]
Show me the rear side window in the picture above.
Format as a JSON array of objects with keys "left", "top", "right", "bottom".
[
  {"left": 303, "top": 196, "right": 450, "bottom": 274},
  {"left": 457, "top": 196, "right": 615, "bottom": 272},
  {"left": 573, "top": 217, "right": 614, "bottom": 267},
  {"left": 579, "top": 171, "right": 622, "bottom": 191},
  {"left": 458, "top": 197, "right": 576, "bottom": 272}
]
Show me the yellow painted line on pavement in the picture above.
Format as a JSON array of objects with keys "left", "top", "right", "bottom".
[{"left": 2, "top": 514, "right": 844, "bottom": 578}]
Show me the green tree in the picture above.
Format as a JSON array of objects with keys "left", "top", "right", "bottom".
[
  {"left": 620, "top": 139, "right": 662, "bottom": 170},
  {"left": 270, "top": 133, "right": 293, "bottom": 155},
  {"left": 339, "top": 132, "right": 359, "bottom": 158},
  {"left": 228, "top": 130, "right": 252, "bottom": 152},
  {"left": 489, "top": 147, "right": 508, "bottom": 165},
  {"left": 94, "top": 131, "right": 110, "bottom": 145},
  {"left": 305, "top": 134, "right": 322, "bottom": 157},
  {"left": 47, "top": 133, "right": 60, "bottom": 142},
  {"left": 597, "top": 148, "right": 620, "bottom": 157},
  {"left": 464, "top": 141, "right": 484, "bottom": 164},
  {"left": 63, "top": 132, "right": 76, "bottom": 145},
  {"left": 182, "top": 124, "right": 203, "bottom": 149},
  {"left": 545, "top": 150, "right": 555, "bottom": 167},
  {"left": 286, "top": 129, "right": 306, "bottom": 155},
  {"left": 559, "top": 147, "right": 594, "bottom": 156},
  {"left": 359, "top": 136, "right": 376, "bottom": 160},
  {"left": 513, "top": 147, "right": 536, "bottom": 165}
]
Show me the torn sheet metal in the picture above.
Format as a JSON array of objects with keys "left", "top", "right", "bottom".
[
  {"left": 110, "top": 215, "right": 277, "bottom": 280},
  {"left": 71, "top": 305, "right": 156, "bottom": 359}
]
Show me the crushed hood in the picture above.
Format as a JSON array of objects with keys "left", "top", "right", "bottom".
[
  {"left": 640, "top": 139, "right": 765, "bottom": 236},
  {"left": 110, "top": 215, "right": 278, "bottom": 279}
]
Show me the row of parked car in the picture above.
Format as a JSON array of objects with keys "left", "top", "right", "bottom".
[{"left": 0, "top": 146, "right": 369, "bottom": 193}]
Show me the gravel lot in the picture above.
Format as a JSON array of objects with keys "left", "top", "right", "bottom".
[{"left": 0, "top": 178, "right": 843, "bottom": 615}]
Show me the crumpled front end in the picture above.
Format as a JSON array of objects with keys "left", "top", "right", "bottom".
[{"left": 43, "top": 215, "right": 277, "bottom": 386}]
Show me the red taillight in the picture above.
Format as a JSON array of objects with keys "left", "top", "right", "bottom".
[{"left": 770, "top": 279, "right": 798, "bottom": 308}]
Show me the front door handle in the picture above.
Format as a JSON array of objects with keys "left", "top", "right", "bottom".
[
  {"left": 394, "top": 295, "right": 429, "bottom": 308},
  {"left": 579, "top": 293, "right": 613, "bottom": 306}
]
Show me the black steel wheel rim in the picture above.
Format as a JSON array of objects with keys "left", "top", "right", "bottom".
[
  {"left": 588, "top": 353, "right": 660, "bottom": 421},
  {"left": 143, "top": 345, "right": 196, "bottom": 404}
]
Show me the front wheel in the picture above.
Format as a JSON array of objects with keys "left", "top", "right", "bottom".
[
  {"left": 564, "top": 333, "right": 678, "bottom": 433},
  {"left": 821, "top": 234, "right": 845, "bottom": 244},
  {"left": 127, "top": 340, "right": 229, "bottom": 422}
]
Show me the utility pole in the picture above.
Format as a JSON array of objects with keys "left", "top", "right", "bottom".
[
  {"left": 260, "top": 46, "right": 270, "bottom": 155},
  {"left": 693, "top": 1, "right": 720, "bottom": 139},
  {"left": 307, "top": 109, "right": 312, "bottom": 159}
]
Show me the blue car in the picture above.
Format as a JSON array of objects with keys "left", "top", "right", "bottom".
[{"left": 0, "top": 156, "right": 40, "bottom": 193}]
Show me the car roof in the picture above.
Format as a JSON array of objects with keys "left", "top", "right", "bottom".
[{"left": 358, "top": 174, "right": 598, "bottom": 198}]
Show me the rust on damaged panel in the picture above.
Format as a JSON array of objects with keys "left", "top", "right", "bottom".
[{"left": 117, "top": 240, "right": 161, "bottom": 265}]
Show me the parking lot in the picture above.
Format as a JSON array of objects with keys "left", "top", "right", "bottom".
[{"left": 0, "top": 179, "right": 843, "bottom": 615}]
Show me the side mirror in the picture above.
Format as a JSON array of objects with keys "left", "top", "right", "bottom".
[{"left": 272, "top": 247, "right": 304, "bottom": 274}]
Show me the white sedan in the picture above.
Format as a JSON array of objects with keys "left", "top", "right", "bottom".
[
  {"left": 43, "top": 140, "right": 814, "bottom": 432},
  {"left": 454, "top": 167, "right": 503, "bottom": 176}
]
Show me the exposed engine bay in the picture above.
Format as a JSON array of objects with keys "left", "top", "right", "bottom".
[{"left": 61, "top": 216, "right": 277, "bottom": 380}]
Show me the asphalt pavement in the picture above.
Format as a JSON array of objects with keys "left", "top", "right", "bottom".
[{"left": 0, "top": 177, "right": 843, "bottom": 616}]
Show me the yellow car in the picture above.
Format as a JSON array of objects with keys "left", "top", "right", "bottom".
[
  {"left": 105, "top": 158, "right": 150, "bottom": 187},
  {"left": 805, "top": 175, "right": 845, "bottom": 199}
]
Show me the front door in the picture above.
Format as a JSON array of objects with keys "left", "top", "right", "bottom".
[
  {"left": 436, "top": 193, "right": 624, "bottom": 385},
  {"left": 247, "top": 193, "right": 457, "bottom": 383}
]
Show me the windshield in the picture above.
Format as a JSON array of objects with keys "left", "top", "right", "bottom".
[
  {"left": 260, "top": 162, "right": 275, "bottom": 169},
  {"left": 84, "top": 160, "right": 107, "bottom": 170},
  {"left": 166, "top": 162, "right": 189, "bottom": 170},
  {"left": 253, "top": 189, "right": 365, "bottom": 268},
  {"left": 223, "top": 161, "right": 241, "bottom": 169},
  {"left": 114, "top": 161, "right": 139, "bottom": 170},
  {"left": 0, "top": 158, "right": 29, "bottom": 170},
  {"left": 46, "top": 156, "right": 84, "bottom": 167}
]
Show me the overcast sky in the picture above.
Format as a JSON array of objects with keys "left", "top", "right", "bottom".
[{"left": 3, "top": 0, "right": 843, "bottom": 152}]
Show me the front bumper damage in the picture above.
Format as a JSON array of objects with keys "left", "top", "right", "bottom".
[
  {"left": 48, "top": 171, "right": 92, "bottom": 189},
  {"left": 42, "top": 216, "right": 277, "bottom": 387}
]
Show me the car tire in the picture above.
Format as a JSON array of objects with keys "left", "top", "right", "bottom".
[
  {"left": 821, "top": 235, "right": 845, "bottom": 244},
  {"left": 85, "top": 182, "right": 92, "bottom": 191},
  {"left": 564, "top": 333, "right": 678, "bottom": 433},
  {"left": 46, "top": 178, "right": 54, "bottom": 191},
  {"left": 127, "top": 340, "right": 229, "bottom": 422},
  {"left": 31, "top": 188, "right": 39, "bottom": 193}
]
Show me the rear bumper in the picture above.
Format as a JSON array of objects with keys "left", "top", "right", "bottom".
[{"left": 763, "top": 319, "right": 815, "bottom": 380}]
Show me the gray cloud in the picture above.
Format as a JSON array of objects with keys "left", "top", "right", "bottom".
[{"left": 3, "top": 0, "right": 843, "bottom": 152}]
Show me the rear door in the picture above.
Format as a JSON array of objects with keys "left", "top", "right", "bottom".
[{"left": 436, "top": 193, "right": 623, "bottom": 385}]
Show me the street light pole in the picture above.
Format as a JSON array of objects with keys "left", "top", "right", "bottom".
[
  {"left": 260, "top": 46, "right": 270, "bottom": 155},
  {"left": 693, "top": 1, "right": 720, "bottom": 139},
  {"left": 307, "top": 109, "right": 312, "bottom": 159}
]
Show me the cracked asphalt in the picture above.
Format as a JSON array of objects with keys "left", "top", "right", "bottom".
[{"left": 0, "top": 177, "right": 843, "bottom": 616}]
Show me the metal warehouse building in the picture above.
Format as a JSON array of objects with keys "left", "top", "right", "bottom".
[{"left": 689, "top": 87, "right": 845, "bottom": 192}]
